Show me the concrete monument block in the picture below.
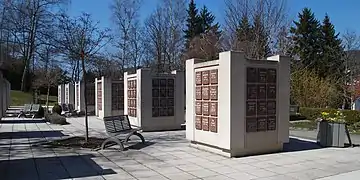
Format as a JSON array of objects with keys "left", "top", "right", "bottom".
[
  {"left": 75, "top": 81, "right": 95, "bottom": 113},
  {"left": 186, "top": 51, "right": 290, "bottom": 157},
  {"left": 64, "top": 83, "right": 75, "bottom": 105},
  {"left": 124, "top": 68, "right": 185, "bottom": 131},
  {"left": 95, "top": 77, "right": 124, "bottom": 119},
  {"left": 58, "top": 84, "right": 65, "bottom": 104}
]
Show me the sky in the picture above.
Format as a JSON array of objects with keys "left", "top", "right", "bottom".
[{"left": 67, "top": 0, "right": 360, "bottom": 37}]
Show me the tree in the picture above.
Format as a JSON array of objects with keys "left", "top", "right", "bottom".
[
  {"left": 290, "top": 8, "right": 322, "bottom": 73},
  {"left": 184, "top": 0, "right": 200, "bottom": 49},
  {"left": 2, "top": 0, "right": 68, "bottom": 92},
  {"left": 55, "top": 13, "right": 111, "bottom": 142},
  {"left": 144, "top": 0, "right": 187, "bottom": 72},
  {"left": 198, "top": 6, "right": 221, "bottom": 36},
  {"left": 224, "top": 0, "right": 289, "bottom": 55},
  {"left": 320, "top": 14, "right": 344, "bottom": 79},
  {"left": 110, "top": 0, "right": 143, "bottom": 76}
]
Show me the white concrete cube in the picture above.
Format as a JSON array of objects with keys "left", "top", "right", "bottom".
[
  {"left": 185, "top": 51, "right": 290, "bottom": 157},
  {"left": 58, "top": 84, "right": 65, "bottom": 104},
  {"left": 95, "top": 77, "right": 124, "bottom": 119},
  {"left": 74, "top": 81, "right": 95, "bottom": 113},
  {"left": 64, "top": 83, "right": 75, "bottom": 106},
  {"left": 124, "top": 69, "right": 185, "bottom": 131}
]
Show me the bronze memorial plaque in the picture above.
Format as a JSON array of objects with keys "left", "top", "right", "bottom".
[
  {"left": 258, "top": 84, "right": 267, "bottom": 99},
  {"left": 210, "top": 69, "right": 218, "bottom": 84},
  {"left": 152, "top": 79, "right": 159, "bottom": 87},
  {"left": 202, "top": 70, "right": 210, "bottom": 85},
  {"left": 258, "top": 68, "right": 267, "bottom": 83},
  {"left": 267, "top": 84, "right": 276, "bottom": 99},
  {"left": 196, "top": 72, "right": 202, "bottom": 85},
  {"left": 167, "top": 107, "right": 174, "bottom": 116},
  {"left": 257, "top": 117, "right": 267, "bottom": 131},
  {"left": 167, "top": 98, "right": 174, "bottom": 106},
  {"left": 202, "top": 86, "right": 210, "bottom": 100},
  {"left": 202, "top": 102, "right": 209, "bottom": 116},
  {"left": 209, "top": 117, "right": 218, "bottom": 132},
  {"left": 195, "top": 101, "right": 202, "bottom": 115},
  {"left": 247, "top": 67, "right": 257, "bottom": 83},
  {"left": 257, "top": 101, "right": 267, "bottom": 116},
  {"left": 247, "top": 84, "right": 257, "bottom": 100},
  {"left": 196, "top": 87, "right": 202, "bottom": 100},
  {"left": 210, "top": 86, "right": 218, "bottom": 100},
  {"left": 160, "top": 79, "right": 167, "bottom": 87},
  {"left": 246, "top": 101, "right": 257, "bottom": 116},
  {"left": 267, "top": 101, "right": 276, "bottom": 115},
  {"left": 210, "top": 102, "right": 218, "bottom": 116},
  {"left": 267, "top": 116, "right": 276, "bottom": 130},
  {"left": 202, "top": 117, "right": 209, "bottom": 131},
  {"left": 267, "top": 68, "right": 277, "bottom": 83},
  {"left": 246, "top": 117, "right": 257, "bottom": 132},
  {"left": 195, "top": 116, "right": 202, "bottom": 130},
  {"left": 152, "top": 108, "right": 159, "bottom": 117}
]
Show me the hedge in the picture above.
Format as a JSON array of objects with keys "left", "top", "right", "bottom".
[{"left": 299, "top": 107, "right": 360, "bottom": 125}]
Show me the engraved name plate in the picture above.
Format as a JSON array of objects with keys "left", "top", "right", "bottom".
[
  {"left": 210, "top": 86, "right": 218, "bottom": 100},
  {"left": 196, "top": 72, "right": 202, "bottom": 85},
  {"left": 202, "top": 86, "right": 210, "bottom": 100},
  {"left": 210, "top": 102, "right": 218, "bottom": 116},
  {"left": 267, "top": 84, "right": 276, "bottom": 99},
  {"left": 202, "top": 102, "right": 209, "bottom": 116},
  {"left": 258, "top": 84, "right": 266, "bottom": 99},
  {"left": 267, "top": 101, "right": 276, "bottom": 115},
  {"left": 195, "top": 101, "right": 202, "bottom": 115},
  {"left": 267, "top": 116, "right": 276, "bottom": 130},
  {"left": 257, "top": 117, "right": 267, "bottom": 131},
  {"left": 267, "top": 68, "right": 277, "bottom": 83},
  {"left": 247, "top": 84, "right": 257, "bottom": 100},
  {"left": 195, "top": 116, "right": 202, "bottom": 130},
  {"left": 246, "top": 117, "right": 257, "bottom": 132},
  {"left": 202, "top": 70, "right": 210, "bottom": 85},
  {"left": 202, "top": 117, "right": 209, "bottom": 131},
  {"left": 246, "top": 101, "right": 257, "bottom": 116},
  {"left": 247, "top": 67, "right": 257, "bottom": 83},
  {"left": 196, "top": 87, "right": 202, "bottom": 100},
  {"left": 209, "top": 117, "right": 217, "bottom": 133},
  {"left": 210, "top": 69, "right": 218, "bottom": 84},
  {"left": 258, "top": 68, "right": 267, "bottom": 83},
  {"left": 257, "top": 101, "right": 267, "bottom": 116}
]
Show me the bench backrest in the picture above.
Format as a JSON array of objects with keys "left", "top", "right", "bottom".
[
  {"left": 24, "top": 104, "right": 32, "bottom": 112},
  {"left": 103, "top": 115, "right": 132, "bottom": 134},
  {"left": 31, "top": 104, "right": 40, "bottom": 112}
]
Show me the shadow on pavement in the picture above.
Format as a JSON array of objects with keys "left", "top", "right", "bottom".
[
  {"left": 0, "top": 130, "right": 68, "bottom": 139},
  {"left": 0, "top": 154, "right": 116, "bottom": 180},
  {"left": 0, "top": 119, "right": 46, "bottom": 124},
  {"left": 283, "top": 137, "right": 323, "bottom": 152}
]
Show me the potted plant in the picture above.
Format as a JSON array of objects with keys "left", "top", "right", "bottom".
[{"left": 316, "top": 111, "right": 347, "bottom": 147}]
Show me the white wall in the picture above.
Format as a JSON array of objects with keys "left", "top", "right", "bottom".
[{"left": 58, "top": 84, "right": 65, "bottom": 104}]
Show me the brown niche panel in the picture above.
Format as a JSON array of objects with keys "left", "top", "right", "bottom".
[{"left": 194, "top": 68, "right": 219, "bottom": 133}]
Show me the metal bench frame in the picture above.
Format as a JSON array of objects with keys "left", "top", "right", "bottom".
[
  {"left": 18, "top": 104, "right": 40, "bottom": 119},
  {"left": 101, "top": 115, "right": 145, "bottom": 150}
]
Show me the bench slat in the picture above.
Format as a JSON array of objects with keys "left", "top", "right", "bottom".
[{"left": 104, "top": 115, "right": 133, "bottom": 134}]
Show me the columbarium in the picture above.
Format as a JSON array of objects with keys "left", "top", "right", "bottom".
[
  {"left": 186, "top": 51, "right": 290, "bottom": 157},
  {"left": 74, "top": 81, "right": 95, "bottom": 113}
]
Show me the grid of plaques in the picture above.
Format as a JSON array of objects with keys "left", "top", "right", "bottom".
[
  {"left": 86, "top": 83, "right": 95, "bottom": 105},
  {"left": 195, "top": 69, "right": 218, "bottom": 133},
  {"left": 152, "top": 78, "right": 175, "bottom": 117},
  {"left": 65, "top": 87, "right": 69, "bottom": 104},
  {"left": 111, "top": 82, "right": 124, "bottom": 110},
  {"left": 97, "top": 82, "right": 102, "bottom": 110},
  {"left": 246, "top": 67, "right": 277, "bottom": 132},
  {"left": 76, "top": 84, "right": 79, "bottom": 107},
  {"left": 127, "top": 80, "right": 137, "bottom": 117}
]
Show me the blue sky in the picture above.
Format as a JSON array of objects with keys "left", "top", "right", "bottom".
[{"left": 68, "top": 0, "right": 360, "bottom": 36}]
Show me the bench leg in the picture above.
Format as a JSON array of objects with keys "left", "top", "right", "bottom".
[
  {"left": 124, "top": 132, "right": 145, "bottom": 144},
  {"left": 101, "top": 137, "right": 124, "bottom": 150}
]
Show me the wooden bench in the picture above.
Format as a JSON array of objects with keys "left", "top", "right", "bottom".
[{"left": 101, "top": 115, "right": 145, "bottom": 150}]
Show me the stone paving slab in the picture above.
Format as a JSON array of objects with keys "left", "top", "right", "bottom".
[{"left": 1, "top": 116, "right": 360, "bottom": 180}]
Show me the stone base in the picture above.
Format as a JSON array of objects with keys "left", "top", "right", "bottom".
[{"left": 190, "top": 141, "right": 283, "bottom": 158}]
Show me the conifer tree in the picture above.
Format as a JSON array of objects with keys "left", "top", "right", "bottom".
[
  {"left": 198, "top": 6, "right": 221, "bottom": 36},
  {"left": 184, "top": 0, "right": 201, "bottom": 49},
  {"left": 290, "top": 8, "right": 322, "bottom": 73}
]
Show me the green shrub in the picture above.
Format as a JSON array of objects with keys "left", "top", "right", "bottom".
[
  {"left": 45, "top": 113, "right": 68, "bottom": 125},
  {"left": 52, "top": 104, "right": 62, "bottom": 114},
  {"left": 300, "top": 107, "right": 360, "bottom": 125}
]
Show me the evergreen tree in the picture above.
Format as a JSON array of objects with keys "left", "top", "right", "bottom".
[
  {"left": 198, "top": 6, "right": 221, "bottom": 37},
  {"left": 184, "top": 0, "right": 201, "bottom": 49},
  {"left": 320, "top": 14, "right": 344, "bottom": 79},
  {"left": 290, "top": 8, "right": 322, "bottom": 74},
  {"left": 252, "top": 14, "right": 271, "bottom": 59}
]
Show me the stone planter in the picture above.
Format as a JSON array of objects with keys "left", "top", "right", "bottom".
[{"left": 316, "top": 120, "right": 346, "bottom": 147}]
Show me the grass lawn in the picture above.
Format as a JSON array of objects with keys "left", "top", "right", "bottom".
[{"left": 11, "top": 90, "right": 57, "bottom": 106}]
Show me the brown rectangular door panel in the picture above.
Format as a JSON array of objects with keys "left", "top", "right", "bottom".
[
  {"left": 195, "top": 116, "right": 202, "bottom": 130},
  {"left": 209, "top": 117, "right": 217, "bottom": 133},
  {"left": 202, "top": 117, "right": 209, "bottom": 131}
]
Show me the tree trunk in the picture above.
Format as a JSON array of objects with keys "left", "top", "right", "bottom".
[
  {"left": 81, "top": 56, "right": 89, "bottom": 142},
  {"left": 46, "top": 83, "right": 50, "bottom": 113},
  {"left": 20, "top": 65, "right": 28, "bottom": 91}
]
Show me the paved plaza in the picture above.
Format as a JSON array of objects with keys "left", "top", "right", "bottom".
[{"left": 1, "top": 116, "right": 360, "bottom": 180}]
